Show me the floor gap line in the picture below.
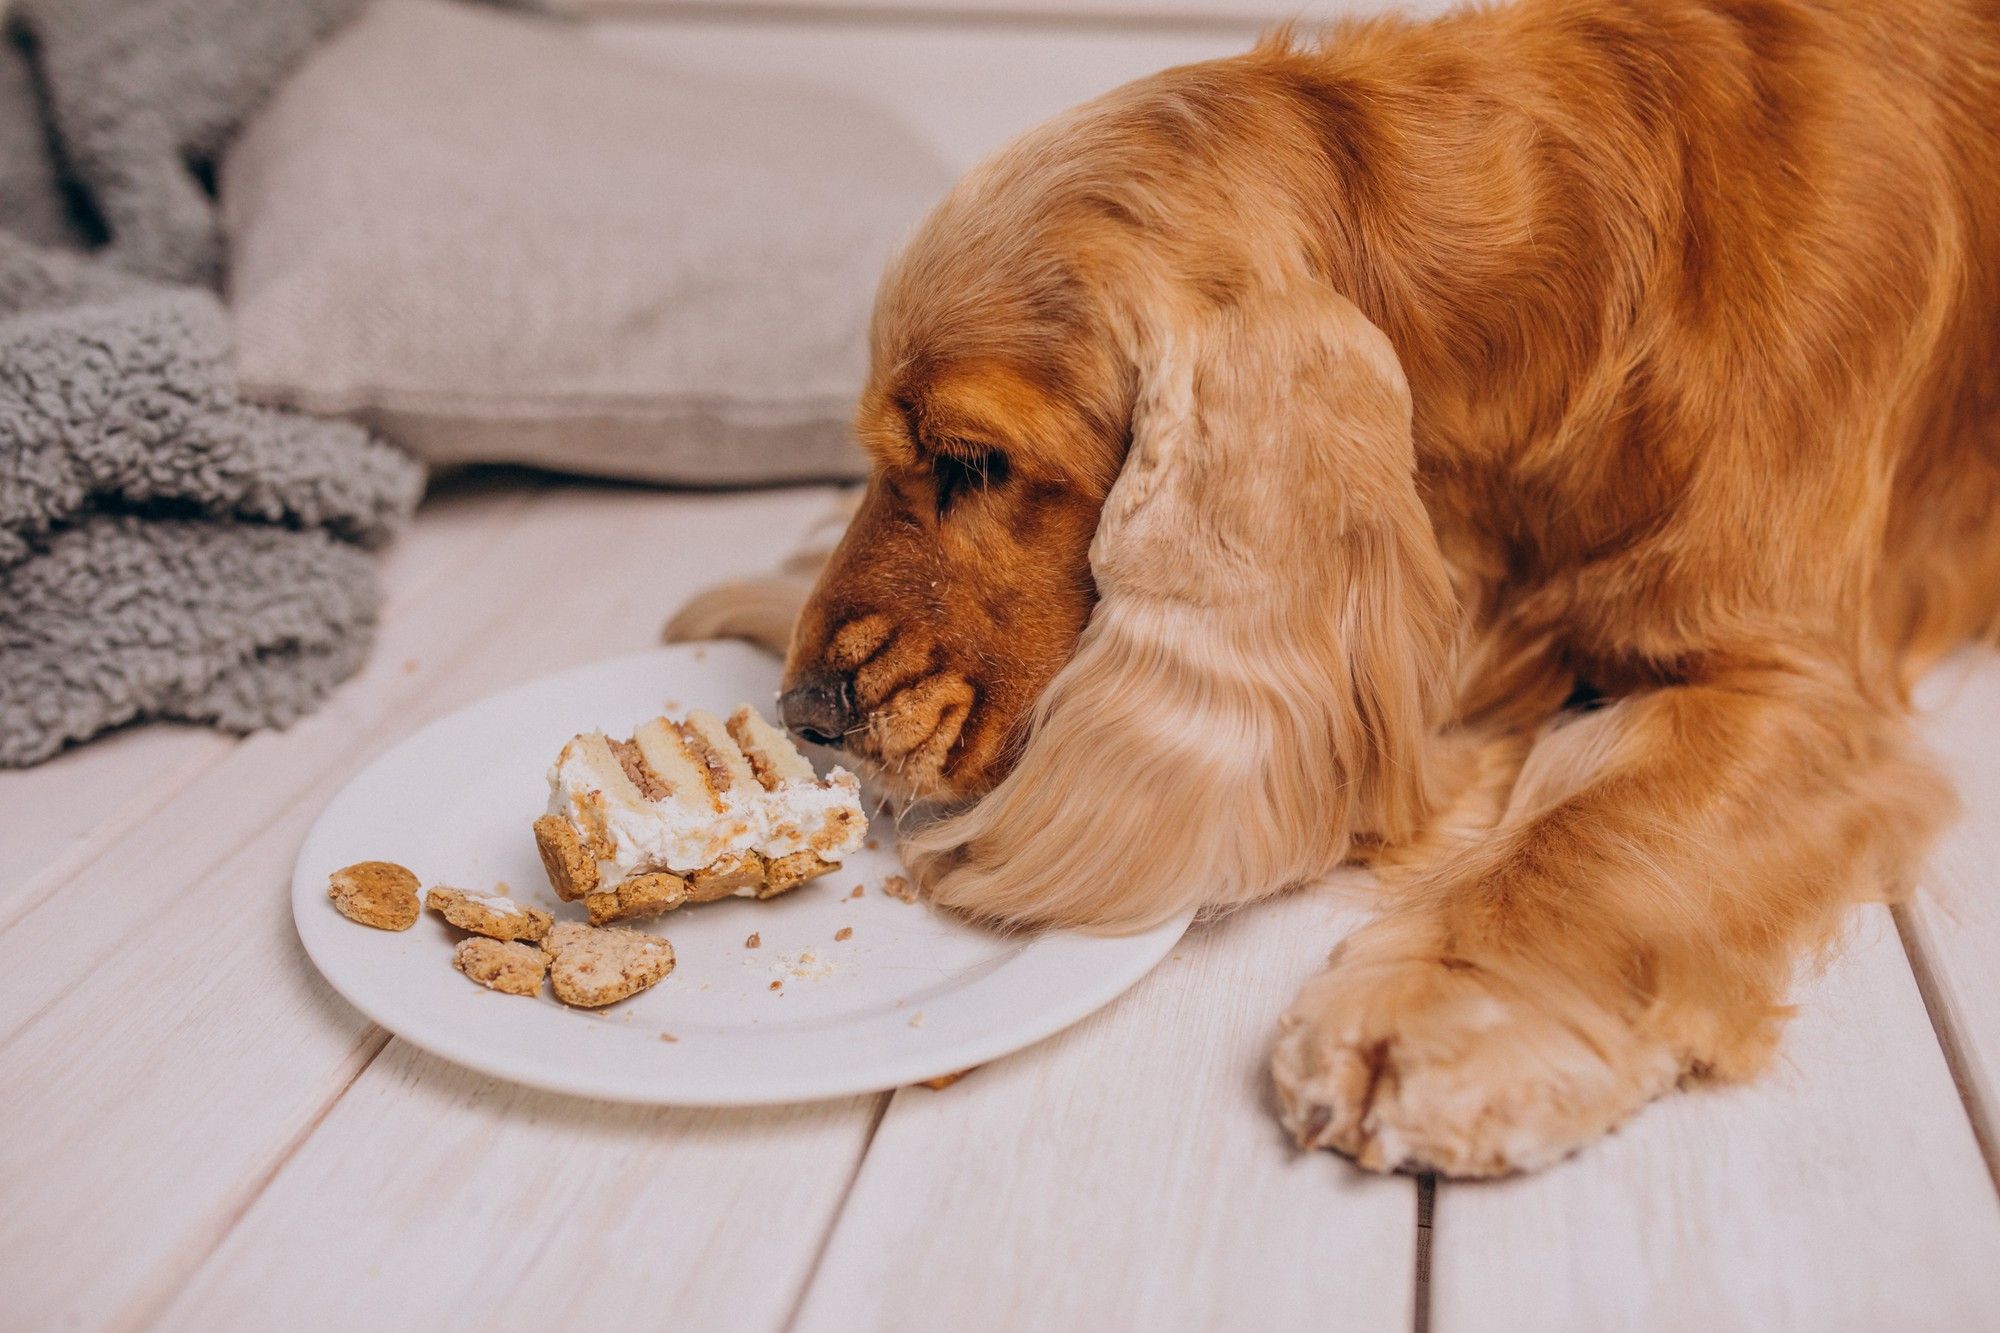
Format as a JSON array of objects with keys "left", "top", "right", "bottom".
[
  {"left": 1414, "top": 1173, "right": 1435, "bottom": 1333},
  {"left": 1891, "top": 902, "right": 2000, "bottom": 1197},
  {"left": 781, "top": 1090, "right": 896, "bottom": 1332}
]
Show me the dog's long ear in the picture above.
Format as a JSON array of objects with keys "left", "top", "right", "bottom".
[{"left": 902, "top": 281, "right": 1456, "bottom": 929}]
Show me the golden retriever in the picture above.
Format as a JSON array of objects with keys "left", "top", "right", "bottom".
[{"left": 671, "top": 0, "right": 2000, "bottom": 1176}]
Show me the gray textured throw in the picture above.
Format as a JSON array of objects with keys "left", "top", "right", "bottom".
[{"left": 0, "top": 1, "right": 424, "bottom": 768}]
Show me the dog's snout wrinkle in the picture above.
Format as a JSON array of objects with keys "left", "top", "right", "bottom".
[
  {"left": 854, "top": 631, "right": 941, "bottom": 709},
  {"left": 826, "top": 613, "right": 895, "bottom": 672},
  {"left": 779, "top": 673, "right": 859, "bottom": 749}
]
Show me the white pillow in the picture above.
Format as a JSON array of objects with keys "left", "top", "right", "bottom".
[{"left": 223, "top": 0, "right": 953, "bottom": 483}]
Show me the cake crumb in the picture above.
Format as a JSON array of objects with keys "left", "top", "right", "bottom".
[
  {"left": 772, "top": 948, "right": 837, "bottom": 982},
  {"left": 745, "top": 931, "right": 761, "bottom": 949},
  {"left": 834, "top": 926, "right": 853, "bottom": 942},
  {"left": 883, "top": 874, "right": 917, "bottom": 903}
]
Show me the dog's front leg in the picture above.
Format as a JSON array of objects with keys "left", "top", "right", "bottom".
[
  {"left": 1271, "top": 658, "right": 1954, "bottom": 1176},
  {"left": 662, "top": 491, "right": 861, "bottom": 655}
]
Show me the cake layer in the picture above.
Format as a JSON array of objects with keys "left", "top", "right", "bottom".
[{"left": 537, "top": 703, "right": 866, "bottom": 912}]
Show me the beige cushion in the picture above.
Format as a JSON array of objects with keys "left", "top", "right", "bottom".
[{"left": 221, "top": 0, "right": 952, "bottom": 483}]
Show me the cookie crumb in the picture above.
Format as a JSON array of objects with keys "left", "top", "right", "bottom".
[
  {"left": 864, "top": 838, "right": 879, "bottom": 850},
  {"left": 658, "top": 1032, "right": 679, "bottom": 1043},
  {"left": 769, "top": 980, "right": 782, "bottom": 991},
  {"left": 745, "top": 932, "right": 761, "bottom": 949},
  {"left": 883, "top": 874, "right": 917, "bottom": 903},
  {"left": 848, "top": 884, "right": 864, "bottom": 899},
  {"left": 918, "top": 1068, "right": 972, "bottom": 1091},
  {"left": 834, "top": 926, "right": 853, "bottom": 942},
  {"left": 328, "top": 861, "right": 421, "bottom": 930},
  {"left": 772, "top": 948, "right": 836, "bottom": 982}
]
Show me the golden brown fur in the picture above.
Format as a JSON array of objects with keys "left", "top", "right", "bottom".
[{"left": 694, "top": 0, "right": 2000, "bottom": 1174}]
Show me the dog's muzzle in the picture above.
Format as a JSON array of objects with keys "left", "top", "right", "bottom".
[{"left": 779, "top": 671, "right": 860, "bottom": 749}]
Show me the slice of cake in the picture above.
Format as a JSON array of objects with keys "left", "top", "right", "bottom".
[{"left": 533, "top": 704, "right": 867, "bottom": 924}]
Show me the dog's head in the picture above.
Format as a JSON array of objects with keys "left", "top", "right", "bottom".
[
  {"left": 778, "top": 165, "right": 1130, "bottom": 800},
  {"left": 783, "top": 57, "right": 1459, "bottom": 926}
]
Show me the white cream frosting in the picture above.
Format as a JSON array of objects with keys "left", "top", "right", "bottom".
[{"left": 546, "top": 733, "right": 865, "bottom": 881}]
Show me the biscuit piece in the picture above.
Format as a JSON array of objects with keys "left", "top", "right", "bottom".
[
  {"left": 427, "top": 885, "right": 552, "bottom": 942},
  {"left": 543, "top": 921, "right": 675, "bottom": 1008},
  {"left": 454, "top": 938, "right": 547, "bottom": 996},
  {"left": 533, "top": 814, "right": 598, "bottom": 902},
  {"left": 689, "top": 849, "right": 767, "bottom": 898},
  {"left": 584, "top": 871, "right": 691, "bottom": 926},
  {"left": 882, "top": 874, "right": 919, "bottom": 904},
  {"left": 328, "top": 861, "right": 421, "bottom": 930},
  {"left": 764, "top": 850, "right": 838, "bottom": 898}
]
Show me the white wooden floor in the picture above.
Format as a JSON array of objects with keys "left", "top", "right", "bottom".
[{"left": 2, "top": 474, "right": 1999, "bottom": 1331}]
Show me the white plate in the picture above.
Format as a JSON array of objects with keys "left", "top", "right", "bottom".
[{"left": 293, "top": 642, "right": 1189, "bottom": 1105}]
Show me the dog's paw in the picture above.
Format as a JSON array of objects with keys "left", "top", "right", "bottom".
[{"left": 1270, "top": 944, "right": 1680, "bottom": 1177}]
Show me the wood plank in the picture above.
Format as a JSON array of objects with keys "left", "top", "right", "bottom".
[
  {"left": 0, "top": 470, "right": 535, "bottom": 922},
  {"left": 0, "top": 483, "right": 839, "bottom": 1331},
  {"left": 0, "top": 726, "right": 230, "bottom": 909},
  {"left": 792, "top": 881, "right": 1417, "bottom": 1332},
  {"left": 1428, "top": 903, "right": 2000, "bottom": 1333},
  {"left": 1900, "top": 647, "right": 2000, "bottom": 1177},
  {"left": 155, "top": 1046, "right": 883, "bottom": 1331}
]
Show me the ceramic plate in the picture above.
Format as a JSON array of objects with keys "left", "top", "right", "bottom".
[{"left": 293, "top": 642, "right": 1189, "bottom": 1104}]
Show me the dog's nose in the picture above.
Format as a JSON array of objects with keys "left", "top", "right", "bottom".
[{"left": 779, "top": 673, "right": 859, "bottom": 749}]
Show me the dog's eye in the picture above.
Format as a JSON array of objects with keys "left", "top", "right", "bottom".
[{"left": 931, "top": 447, "right": 1010, "bottom": 518}]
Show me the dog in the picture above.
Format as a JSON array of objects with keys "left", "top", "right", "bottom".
[{"left": 670, "top": 0, "right": 2000, "bottom": 1176}]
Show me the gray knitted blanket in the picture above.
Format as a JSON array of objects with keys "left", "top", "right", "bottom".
[{"left": 0, "top": 0, "right": 424, "bottom": 768}]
